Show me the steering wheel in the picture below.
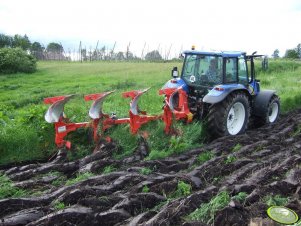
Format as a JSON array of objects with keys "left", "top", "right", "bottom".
[{"left": 200, "top": 73, "right": 209, "bottom": 83}]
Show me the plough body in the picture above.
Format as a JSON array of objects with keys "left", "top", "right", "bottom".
[{"left": 44, "top": 87, "right": 192, "bottom": 149}]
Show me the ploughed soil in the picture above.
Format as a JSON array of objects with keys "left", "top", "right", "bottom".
[{"left": 1, "top": 109, "right": 301, "bottom": 226}]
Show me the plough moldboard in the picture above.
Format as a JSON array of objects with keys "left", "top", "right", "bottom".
[{"left": 44, "top": 87, "right": 193, "bottom": 150}]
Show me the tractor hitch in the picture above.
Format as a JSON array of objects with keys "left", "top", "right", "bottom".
[{"left": 159, "top": 87, "right": 193, "bottom": 133}]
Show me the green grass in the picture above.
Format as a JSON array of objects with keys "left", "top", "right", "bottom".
[
  {"left": 0, "top": 59, "right": 301, "bottom": 165},
  {"left": 65, "top": 172, "right": 95, "bottom": 186},
  {"left": 139, "top": 167, "right": 153, "bottom": 175},
  {"left": 232, "top": 192, "right": 248, "bottom": 204},
  {"left": 0, "top": 173, "right": 27, "bottom": 198},
  {"left": 263, "top": 194, "right": 289, "bottom": 206},
  {"left": 52, "top": 175, "right": 67, "bottom": 187},
  {"left": 54, "top": 201, "right": 66, "bottom": 210},
  {"left": 0, "top": 61, "right": 181, "bottom": 165},
  {"left": 175, "top": 181, "right": 192, "bottom": 197},
  {"left": 256, "top": 59, "right": 301, "bottom": 112},
  {"left": 197, "top": 150, "right": 215, "bottom": 164},
  {"left": 169, "top": 180, "right": 192, "bottom": 198},
  {"left": 225, "top": 155, "right": 237, "bottom": 164},
  {"left": 146, "top": 121, "right": 205, "bottom": 160},
  {"left": 232, "top": 143, "right": 242, "bottom": 152},
  {"left": 187, "top": 191, "right": 249, "bottom": 224},
  {"left": 186, "top": 191, "right": 230, "bottom": 224},
  {"left": 142, "top": 185, "right": 150, "bottom": 193},
  {"left": 102, "top": 165, "right": 117, "bottom": 174}
]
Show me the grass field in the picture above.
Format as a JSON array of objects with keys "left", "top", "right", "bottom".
[{"left": 0, "top": 59, "right": 300, "bottom": 165}]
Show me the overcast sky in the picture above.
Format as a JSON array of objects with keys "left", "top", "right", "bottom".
[{"left": 0, "top": 0, "right": 300, "bottom": 57}]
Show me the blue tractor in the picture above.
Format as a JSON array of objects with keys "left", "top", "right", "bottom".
[{"left": 163, "top": 48, "right": 280, "bottom": 137}]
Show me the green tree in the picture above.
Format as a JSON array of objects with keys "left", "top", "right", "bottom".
[
  {"left": 284, "top": 49, "right": 299, "bottom": 59},
  {"left": 46, "top": 42, "right": 65, "bottom": 60},
  {"left": 272, "top": 49, "right": 280, "bottom": 59},
  {"left": 115, "top": 51, "right": 125, "bottom": 60},
  {"left": 296, "top": 43, "right": 301, "bottom": 59},
  {"left": 81, "top": 48, "right": 88, "bottom": 61},
  {"left": 12, "top": 34, "right": 31, "bottom": 50},
  {"left": 30, "top": 42, "right": 44, "bottom": 60},
  {"left": 46, "top": 42, "right": 64, "bottom": 53},
  {"left": 0, "top": 34, "right": 13, "bottom": 48},
  {"left": 126, "top": 51, "right": 134, "bottom": 60},
  {"left": 145, "top": 50, "right": 162, "bottom": 61}
]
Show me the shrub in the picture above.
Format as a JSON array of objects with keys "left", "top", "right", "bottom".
[{"left": 0, "top": 47, "right": 36, "bottom": 74}]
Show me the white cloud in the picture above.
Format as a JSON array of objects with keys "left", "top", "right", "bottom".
[{"left": 0, "top": 0, "right": 300, "bottom": 57}]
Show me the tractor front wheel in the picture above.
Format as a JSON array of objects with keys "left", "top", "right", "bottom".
[
  {"left": 207, "top": 92, "right": 250, "bottom": 138},
  {"left": 257, "top": 95, "right": 280, "bottom": 126}
]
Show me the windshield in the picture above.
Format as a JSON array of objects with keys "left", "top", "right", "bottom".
[{"left": 182, "top": 54, "right": 223, "bottom": 87}]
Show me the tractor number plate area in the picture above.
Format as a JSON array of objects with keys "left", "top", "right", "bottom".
[{"left": 57, "top": 126, "right": 66, "bottom": 133}]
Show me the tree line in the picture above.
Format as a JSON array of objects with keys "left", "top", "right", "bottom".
[
  {"left": 0, "top": 33, "right": 67, "bottom": 60},
  {"left": 1, "top": 33, "right": 300, "bottom": 61},
  {"left": 272, "top": 44, "right": 301, "bottom": 59},
  {"left": 0, "top": 33, "right": 167, "bottom": 61}
]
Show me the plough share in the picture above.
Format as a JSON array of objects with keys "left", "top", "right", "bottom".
[{"left": 44, "top": 87, "right": 191, "bottom": 149}]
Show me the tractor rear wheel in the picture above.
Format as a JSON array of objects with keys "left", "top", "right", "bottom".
[{"left": 207, "top": 92, "right": 250, "bottom": 138}]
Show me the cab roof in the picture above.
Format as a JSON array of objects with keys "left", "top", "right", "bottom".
[{"left": 183, "top": 50, "right": 246, "bottom": 58}]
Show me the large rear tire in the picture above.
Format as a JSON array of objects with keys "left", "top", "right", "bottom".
[{"left": 207, "top": 92, "right": 250, "bottom": 138}]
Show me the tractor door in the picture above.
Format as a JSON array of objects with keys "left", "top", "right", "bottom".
[
  {"left": 238, "top": 57, "right": 248, "bottom": 86},
  {"left": 224, "top": 58, "right": 238, "bottom": 83},
  {"left": 246, "top": 54, "right": 263, "bottom": 95},
  {"left": 224, "top": 57, "right": 248, "bottom": 85}
]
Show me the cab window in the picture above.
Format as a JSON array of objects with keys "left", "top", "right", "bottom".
[
  {"left": 225, "top": 58, "right": 237, "bottom": 83},
  {"left": 238, "top": 57, "right": 248, "bottom": 85}
]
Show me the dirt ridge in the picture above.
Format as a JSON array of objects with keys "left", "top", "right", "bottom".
[{"left": 1, "top": 109, "right": 301, "bottom": 225}]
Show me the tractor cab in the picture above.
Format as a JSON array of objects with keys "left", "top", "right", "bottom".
[
  {"left": 181, "top": 51, "right": 249, "bottom": 88},
  {"left": 174, "top": 51, "right": 251, "bottom": 93},
  {"left": 165, "top": 49, "right": 265, "bottom": 101}
]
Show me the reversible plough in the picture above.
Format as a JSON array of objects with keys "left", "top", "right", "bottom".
[{"left": 44, "top": 87, "right": 192, "bottom": 150}]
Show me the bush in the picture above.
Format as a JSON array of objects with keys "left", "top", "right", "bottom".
[
  {"left": 0, "top": 122, "right": 42, "bottom": 165},
  {"left": 0, "top": 47, "right": 36, "bottom": 74}
]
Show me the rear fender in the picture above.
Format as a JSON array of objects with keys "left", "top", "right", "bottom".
[
  {"left": 253, "top": 90, "right": 276, "bottom": 117},
  {"left": 203, "top": 84, "right": 249, "bottom": 104},
  {"left": 162, "top": 78, "right": 189, "bottom": 93}
]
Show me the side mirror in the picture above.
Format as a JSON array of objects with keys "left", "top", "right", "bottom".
[{"left": 171, "top": 67, "right": 179, "bottom": 78}]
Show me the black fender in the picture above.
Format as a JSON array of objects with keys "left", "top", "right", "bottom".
[
  {"left": 203, "top": 87, "right": 250, "bottom": 104},
  {"left": 252, "top": 90, "right": 276, "bottom": 117}
]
